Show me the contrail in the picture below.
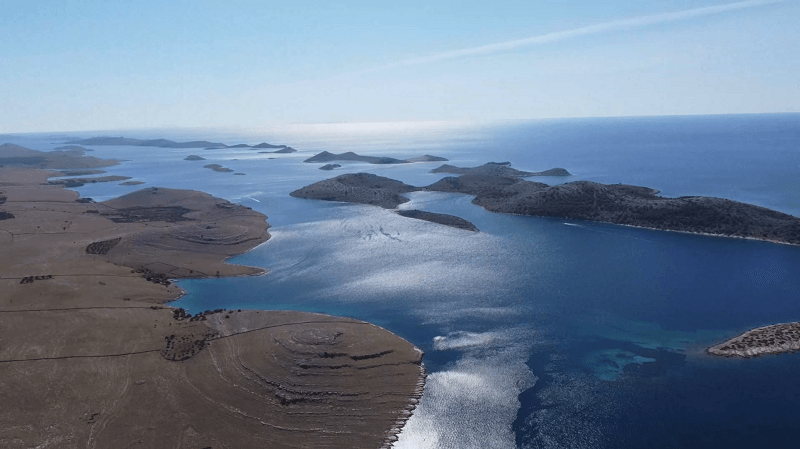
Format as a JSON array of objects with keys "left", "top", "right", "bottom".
[{"left": 378, "top": 0, "right": 783, "bottom": 69}]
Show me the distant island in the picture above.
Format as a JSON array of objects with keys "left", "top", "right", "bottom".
[
  {"left": 65, "top": 136, "right": 297, "bottom": 152},
  {"left": 320, "top": 163, "right": 341, "bottom": 170},
  {"left": 0, "top": 143, "right": 119, "bottom": 169},
  {"left": 304, "top": 151, "right": 448, "bottom": 165},
  {"left": 48, "top": 175, "right": 132, "bottom": 187},
  {"left": 291, "top": 163, "right": 800, "bottom": 245},
  {"left": 709, "top": 322, "right": 800, "bottom": 357},
  {"left": 67, "top": 136, "right": 228, "bottom": 148},
  {"left": 184, "top": 155, "right": 205, "bottom": 161}
]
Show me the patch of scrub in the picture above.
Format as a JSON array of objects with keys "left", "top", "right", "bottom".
[{"left": 583, "top": 349, "right": 655, "bottom": 381}]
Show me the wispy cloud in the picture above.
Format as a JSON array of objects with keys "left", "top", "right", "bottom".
[{"left": 377, "top": 0, "right": 783, "bottom": 69}]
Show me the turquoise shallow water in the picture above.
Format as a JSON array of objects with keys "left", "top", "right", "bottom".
[{"left": 4, "top": 113, "right": 800, "bottom": 448}]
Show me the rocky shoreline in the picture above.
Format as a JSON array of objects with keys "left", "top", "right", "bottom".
[{"left": 708, "top": 322, "right": 800, "bottom": 357}]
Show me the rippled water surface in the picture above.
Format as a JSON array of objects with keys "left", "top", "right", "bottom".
[{"left": 5, "top": 114, "right": 800, "bottom": 448}]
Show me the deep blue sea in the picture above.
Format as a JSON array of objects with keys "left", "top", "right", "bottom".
[{"left": 5, "top": 113, "right": 800, "bottom": 448}]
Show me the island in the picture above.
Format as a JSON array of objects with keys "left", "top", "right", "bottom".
[
  {"left": 708, "top": 322, "right": 800, "bottom": 357},
  {"left": 304, "top": 151, "right": 448, "bottom": 165},
  {"left": 67, "top": 136, "right": 228, "bottom": 148},
  {"left": 291, "top": 163, "right": 800, "bottom": 245},
  {"left": 65, "top": 137, "right": 298, "bottom": 152},
  {"left": 0, "top": 163, "right": 425, "bottom": 447},
  {"left": 395, "top": 209, "right": 479, "bottom": 232},
  {"left": 431, "top": 161, "right": 571, "bottom": 177},
  {"left": 290, "top": 173, "right": 479, "bottom": 232},
  {"left": 320, "top": 163, "right": 342, "bottom": 170},
  {"left": 0, "top": 143, "right": 119, "bottom": 169},
  {"left": 184, "top": 155, "right": 206, "bottom": 161},
  {"left": 203, "top": 163, "right": 234, "bottom": 173}
]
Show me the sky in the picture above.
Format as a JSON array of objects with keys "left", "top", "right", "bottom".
[{"left": 1, "top": 0, "right": 798, "bottom": 133}]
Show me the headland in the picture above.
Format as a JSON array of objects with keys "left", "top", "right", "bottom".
[{"left": 709, "top": 322, "right": 800, "bottom": 357}]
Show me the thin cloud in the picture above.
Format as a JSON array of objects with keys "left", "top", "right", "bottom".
[{"left": 377, "top": 0, "right": 783, "bottom": 69}]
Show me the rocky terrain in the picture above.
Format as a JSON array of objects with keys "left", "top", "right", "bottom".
[
  {"left": 0, "top": 166, "right": 425, "bottom": 448},
  {"left": 709, "top": 322, "right": 800, "bottom": 357}
]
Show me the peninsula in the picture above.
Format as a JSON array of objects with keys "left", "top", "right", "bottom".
[
  {"left": 304, "top": 151, "right": 447, "bottom": 165},
  {"left": 0, "top": 163, "right": 425, "bottom": 447},
  {"left": 708, "top": 322, "right": 800, "bottom": 357},
  {"left": 291, "top": 163, "right": 800, "bottom": 245}
]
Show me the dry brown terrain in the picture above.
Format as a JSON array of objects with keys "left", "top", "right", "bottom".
[{"left": 0, "top": 167, "right": 425, "bottom": 448}]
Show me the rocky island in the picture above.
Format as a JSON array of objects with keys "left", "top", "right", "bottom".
[
  {"left": 291, "top": 163, "right": 800, "bottom": 245},
  {"left": 709, "top": 322, "right": 800, "bottom": 357},
  {"left": 0, "top": 161, "right": 425, "bottom": 447},
  {"left": 304, "top": 151, "right": 448, "bottom": 165}
]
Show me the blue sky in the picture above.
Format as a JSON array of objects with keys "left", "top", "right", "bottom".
[{"left": 1, "top": 0, "right": 798, "bottom": 132}]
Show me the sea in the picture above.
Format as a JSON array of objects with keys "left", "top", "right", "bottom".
[{"left": 4, "top": 113, "right": 800, "bottom": 448}]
